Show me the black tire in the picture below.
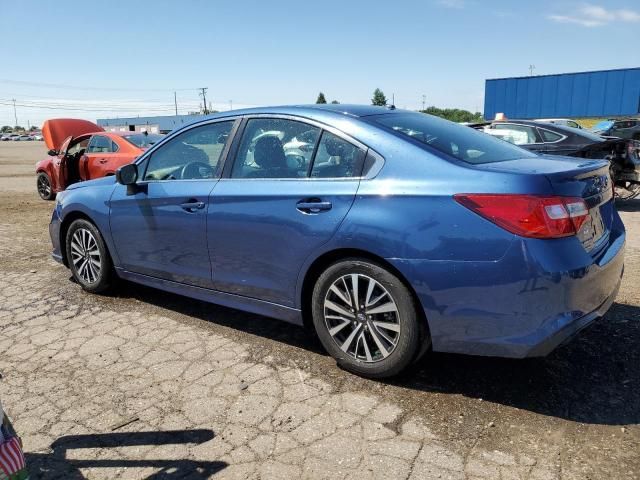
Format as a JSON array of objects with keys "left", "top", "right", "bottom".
[
  {"left": 311, "top": 258, "right": 424, "bottom": 378},
  {"left": 65, "top": 219, "right": 114, "bottom": 293},
  {"left": 36, "top": 172, "right": 55, "bottom": 200}
]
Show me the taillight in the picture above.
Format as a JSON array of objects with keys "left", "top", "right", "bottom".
[{"left": 454, "top": 194, "right": 589, "bottom": 239}]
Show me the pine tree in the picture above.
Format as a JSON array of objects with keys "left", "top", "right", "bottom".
[
  {"left": 316, "top": 92, "right": 327, "bottom": 104},
  {"left": 371, "top": 88, "right": 387, "bottom": 106}
]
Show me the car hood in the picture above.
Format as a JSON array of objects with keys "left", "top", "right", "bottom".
[
  {"left": 42, "top": 118, "right": 104, "bottom": 150},
  {"left": 66, "top": 175, "right": 116, "bottom": 191}
]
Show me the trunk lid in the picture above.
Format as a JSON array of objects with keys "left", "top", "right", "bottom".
[
  {"left": 541, "top": 156, "right": 612, "bottom": 253},
  {"left": 42, "top": 118, "right": 103, "bottom": 151}
]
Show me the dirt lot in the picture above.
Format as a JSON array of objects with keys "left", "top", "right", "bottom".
[{"left": 0, "top": 142, "right": 638, "bottom": 479}]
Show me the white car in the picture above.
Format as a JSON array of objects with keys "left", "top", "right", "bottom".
[{"left": 535, "top": 118, "right": 582, "bottom": 129}]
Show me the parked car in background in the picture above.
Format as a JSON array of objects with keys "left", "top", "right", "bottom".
[
  {"left": 17, "top": 135, "right": 32, "bottom": 141},
  {"left": 31, "top": 132, "right": 43, "bottom": 141},
  {"left": 473, "top": 119, "right": 640, "bottom": 200},
  {"left": 0, "top": 400, "right": 28, "bottom": 479},
  {"left": 7, "top": 134, "right": 21, "bottom": 141},
  {"left": 0, "top": 134, "right": 11, "bottom": 141},
  {"left": 49, "top": 105, "right": 624, "bottom": 378},
  {"left": 590, "top": 119, "right": 640, "bottom": 140},
  {"left": 535, "top": 118, "right": 582, "bottom": 129},
  {"left": 35, "top": 118, "right": 163, "bottom": 200}
]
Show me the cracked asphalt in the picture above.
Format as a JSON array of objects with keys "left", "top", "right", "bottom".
[{"left": 1, "top": 142, "right": 639, "bottom": 479}]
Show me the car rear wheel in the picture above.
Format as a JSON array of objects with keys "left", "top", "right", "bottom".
[
  {"left": 36, "top": 172, "right": 55, "bottom": 200},
  {"left": 65, "top": 219, "right": 114, "bottom": 293},
  {"left": 311, "top": 258, "right": 423, "bottom": 378}
]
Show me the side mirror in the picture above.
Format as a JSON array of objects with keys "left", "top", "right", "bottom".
[
  {"left": 115, "top": 164, "right": 139, "bottom": 195},
  {"left": 48, "top": 149, "right": 59, "bottom": 156}
]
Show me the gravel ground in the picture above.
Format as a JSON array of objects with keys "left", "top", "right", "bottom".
[{"left": 0, "top": 142, "right": 638, "bottom": 479}]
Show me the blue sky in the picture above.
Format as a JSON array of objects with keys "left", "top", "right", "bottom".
[{"left": 0, "top": 0, "right": 638, "bottom": 127}]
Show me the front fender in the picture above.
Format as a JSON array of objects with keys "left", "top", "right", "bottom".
[{"left": 58, "top": 183, "right": 119, "bottom": 266}]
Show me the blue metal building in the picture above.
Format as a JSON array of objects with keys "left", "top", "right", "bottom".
[{"left": 484, "top": 67, "right": 640, "bottom": 120}]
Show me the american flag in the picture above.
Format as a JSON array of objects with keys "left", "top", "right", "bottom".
[{"left": 0, "top": 437, "right": 26, "bottom": 478}]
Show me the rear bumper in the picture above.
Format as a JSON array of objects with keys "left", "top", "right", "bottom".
[
  {"left": 525, "top": 270, "right": 621, "bottom": 357},
  {"left": 388, "top": 213, "right": 626, "bottom": 358}
]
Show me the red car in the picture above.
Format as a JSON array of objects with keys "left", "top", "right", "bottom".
[{"left": 35, "top": 119, "right": 163, "bottom": 200}]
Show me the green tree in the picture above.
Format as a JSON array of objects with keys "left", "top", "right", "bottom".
[
  {"left": 315, "top": 92, "right": 327, "bottom": 104},
  {"left": 331, "top": 100, "right": 340, "bottom": 104},
  {"left": 0, "top": 126, "right": 12, "bottom": 133},
  {"left": 371, "top": 88, "right": 387, "bottom": 106},
  {"left": 29, "top": 125, "right": 38, "bottom": 132},
  {"left": 13, "top": 125, "right": 25, "bottom": 132},
  {"left": 420, "top": 106, "right": 483, "bottom": 123}
]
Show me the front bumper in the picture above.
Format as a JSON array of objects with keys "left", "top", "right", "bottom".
[{"left": 49, "top": 205, "right": 64, "bottom": 265}]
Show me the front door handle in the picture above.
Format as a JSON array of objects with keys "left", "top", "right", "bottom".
[
  {"left": 98, "top": 158, "right": 108, "bottom": 164},
  {"left": 296, "top": 199, "right": 332, "bottom": 214},
  {"left": 180, "top": 200, "right": 206, "bottom": 212}
]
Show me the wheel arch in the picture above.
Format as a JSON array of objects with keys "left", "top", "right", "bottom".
[
  {"left": 59, "top": 211, "right": 104, "bottom": 267},
  {"left": 299, "top": 248, "right": 430, "bottom": 341}
]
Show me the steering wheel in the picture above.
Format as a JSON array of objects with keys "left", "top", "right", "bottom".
[{"left": 180, "top": 161, "right": 215, "bottom": 180}]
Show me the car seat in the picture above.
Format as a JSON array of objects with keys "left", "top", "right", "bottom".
[{"left": 249, "top": 136, "right": 290, "bottom": 178}]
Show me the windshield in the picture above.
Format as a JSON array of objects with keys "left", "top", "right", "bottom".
[
  {"left": 591, "top": 121, "right": 613, "bottom": 132},
  {"left": 370, "top": 112, "right": 536, "bottom": 164},
  {"left": 123, "top": 133, "right": 164, "bottom": 148}
]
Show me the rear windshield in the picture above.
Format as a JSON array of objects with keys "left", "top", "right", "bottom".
[
  {"left": 370, "top": 112, "right": 536, "bottom": 164},
  {"left": 123, "top": 133, "right": 164, "bottom": 148}
]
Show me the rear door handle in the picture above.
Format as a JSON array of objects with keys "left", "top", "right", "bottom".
[
  {"left": 98, "top": 158, "right": 108, "bottom": 164},
  {"left": 180, "top": 200, "right": 206, "bottom": 212},
  {"left": 296, "top": 199, "right": 332, "bottom": 214}
]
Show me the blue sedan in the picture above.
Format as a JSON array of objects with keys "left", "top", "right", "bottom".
[{"left": 49, "top": 105, "right": 625, "bottom": 378}]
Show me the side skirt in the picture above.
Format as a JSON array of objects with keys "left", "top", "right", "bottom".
[{"left": 115, "top": 268, "right": 304, "bottom": 326}]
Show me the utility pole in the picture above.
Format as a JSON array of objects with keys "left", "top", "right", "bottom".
[
  {"left": 529, "top": 64, "right": 536, "bottom": 76},
  {"left": 174, "top": 91, "right": 178, "bottom": 116},
  {"left": 12, "top": 99, "right": 17, "bottom": 127},
  {"left": 422, "top": 94, "right": 426, "bottom": 111},
  {"left": 392, "top": 93, "right": 395, "bottom": 106},
  {"left": 198, "top": 87, "right": 209, "bottom": 114}
]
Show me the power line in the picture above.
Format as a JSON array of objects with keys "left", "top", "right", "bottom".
[
  {"left": 0, "top": 101, "right": 184, "bottom": 113},
  {"left": 0, "top": 78, "right": 197, "bottom": 92}
]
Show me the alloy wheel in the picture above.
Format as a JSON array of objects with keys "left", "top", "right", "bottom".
[
  {"left": 323, "top": 273, "right": 401, "bottom": 363},
  {"left": 70, "top": 228, "right": 101, "bottom": 284},
  {"left": 37, "top": 175, "right": 51, "bottom": 198}
]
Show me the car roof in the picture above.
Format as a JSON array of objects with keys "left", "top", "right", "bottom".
[{"left": 197, "top": 104, "right": 400, "bottom": 122}]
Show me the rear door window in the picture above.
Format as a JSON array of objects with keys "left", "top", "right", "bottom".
[
  {"left": 87, "top": 135, "right": 113, "bottom": 153},
  {"left": 310, "top": 131, "right": 365, "bottom": 178},
  {"left": 231, "top": 118, "right": 320, "bottom": 179}
]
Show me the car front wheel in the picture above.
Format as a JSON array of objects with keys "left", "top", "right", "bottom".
[
  {"left": 36, "top": 172, "right": 55, "bottom": 200},
  {"left": 311, "top": 258, "right": 424, "bottom": 378},
  {"left": 65, "top": 219, "right": 114, "bottom": 293}
]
